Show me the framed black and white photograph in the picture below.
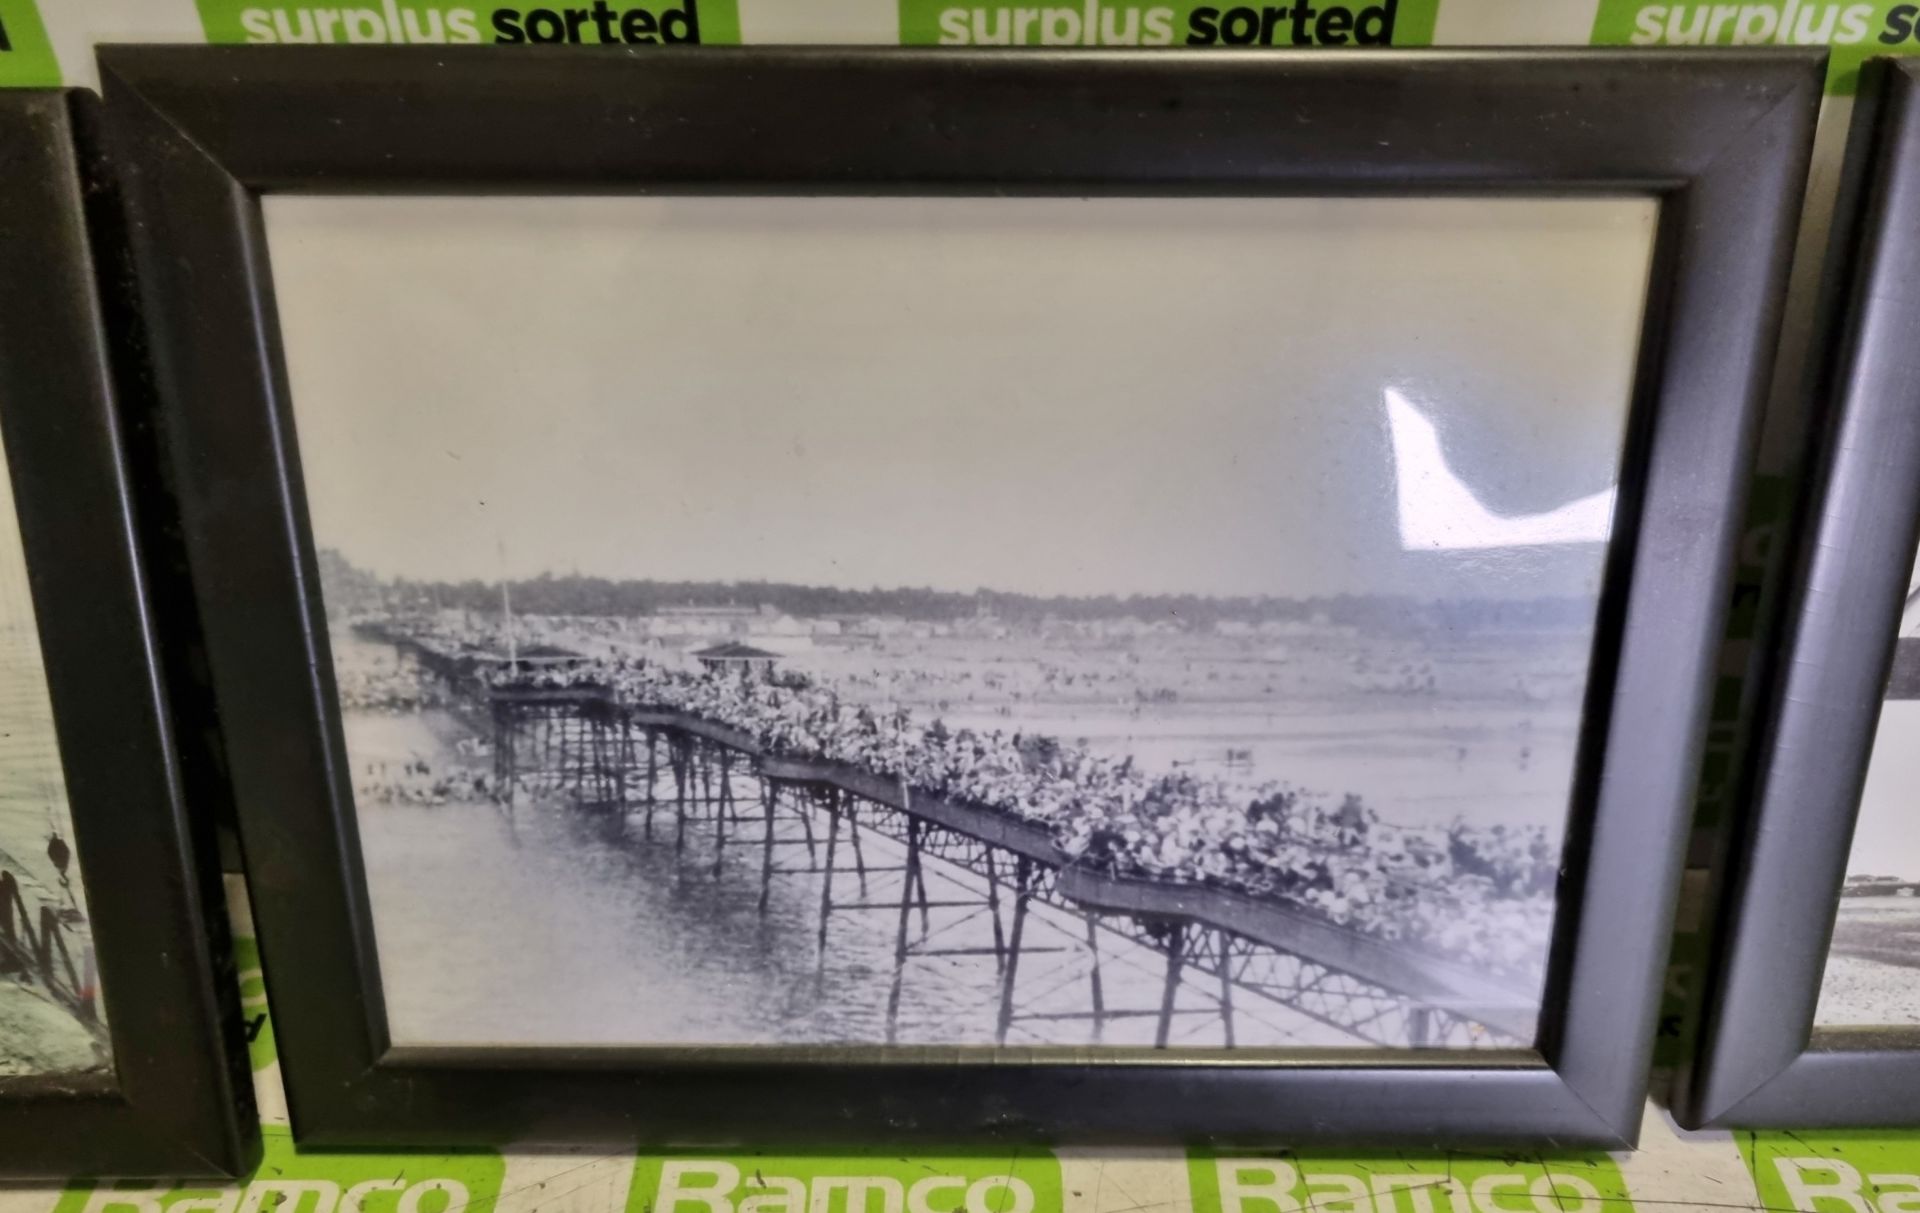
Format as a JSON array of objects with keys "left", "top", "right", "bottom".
[
  {"left": 0, "top": 89, "right": 256, "bottom": 1179},
  {"left": 1680, "top": 57, "right": 1920, "bottom": 1129},
  {"left": 104, "top": 45, "right": 1821, "bottom": 1148}
]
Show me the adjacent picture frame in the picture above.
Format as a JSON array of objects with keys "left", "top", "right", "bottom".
[
  {"left": 0, "top": 89, "right": 258, "bottom": 1179},
  {"left": 102, "top": 45, "right": 1821, "bottom": 1149},
  {"left": 1678, "top": 57, "right": 1920, "bottom": 1129}
]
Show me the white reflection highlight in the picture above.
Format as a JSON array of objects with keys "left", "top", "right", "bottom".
[{"left": 1386, "top": 387, "right": 1614, "bottom": 551}]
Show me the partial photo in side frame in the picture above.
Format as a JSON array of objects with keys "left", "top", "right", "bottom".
[
  {"left": 1819, "top": 541, "right": 1920, "bottom": 1029},
  {"left": 263, "top": 193, "right": 1657, "bottom": 1054}
]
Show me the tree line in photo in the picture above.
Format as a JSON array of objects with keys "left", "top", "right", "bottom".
[{"left": 316, "top": 549, "right": 1595, "bottom": 634}]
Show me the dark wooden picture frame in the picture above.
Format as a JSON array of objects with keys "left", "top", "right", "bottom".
[
  {"left": 1678, "top": 57, "right": 1920, "bottom": 1129},
  {"left": 101, "top": 45, "right": 1821, "bottom": 1149},
  {"left": 0, "top": 89, "right": 257, "bottom": 1180}
]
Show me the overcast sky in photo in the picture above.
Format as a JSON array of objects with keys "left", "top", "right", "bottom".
[{"left": 265, "top": 194, "right": 1656, "bottom": 601}]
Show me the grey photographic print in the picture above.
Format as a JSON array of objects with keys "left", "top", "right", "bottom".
[
  {"left": 0, "top": 429, "right": 108, "bottom": 1078},
  {"left": 265, "top": 195, "right": 1656, "bottom": 1052},
  {"left": 1818, "top": 546, "right": 1920, "bottom": 1028}
]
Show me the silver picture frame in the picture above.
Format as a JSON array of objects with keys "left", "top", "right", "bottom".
[{"left": 1680, "top": 56, "right": 1920, "bottom": 1130}]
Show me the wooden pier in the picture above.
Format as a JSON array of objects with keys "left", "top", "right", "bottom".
[{"left": 357, "top": 625, "right": 1538, "bottom": 1049}]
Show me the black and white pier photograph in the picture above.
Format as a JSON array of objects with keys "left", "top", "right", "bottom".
[
  {"left": 267, "top": 193, "right": 1659, "bottom": 1053},
  {"left": 1818, "top": 550, "right": 1920, "bottom": 1028}
]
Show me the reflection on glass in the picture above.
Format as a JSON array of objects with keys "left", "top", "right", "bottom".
[
  {"left": 1817, "top": 549, "right": 1920, "bottom": 1028},
  {"left": 0, "top": 435, "right": 109, "bottom": 1078},
  {"left": 266, "top": 194, "right": 1655, "bottom": 1052},
  {"left": 1388, "top": 387, "right": 1616, "bottom": 551}
]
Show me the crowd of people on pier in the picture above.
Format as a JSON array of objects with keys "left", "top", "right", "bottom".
[{"left": 352, "top": 625, "right": 1561, "bottom": 982}]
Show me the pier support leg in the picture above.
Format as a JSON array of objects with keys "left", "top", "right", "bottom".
[
  {"left": 995, "top": 858, "right": 1032, "bottom": 1047},
  {"left": 1409, "top": 1006, "right": 1432, "bottom": 1048},
  {"left": 885, "top": 820, "right": 923, "bottom": 1045},
  {"left": 492, "top": 705, "right": 517, "bottom": 811},
  {"left": 848, "top": 807, "right": 869, "bottom": 894},
  {"left": 984, "top": 851, "right": 1006, "bottom": 971},
  {"left": 579, "top": 716, "right": 591, "bottom": 795},
  {"left": 574, "top": 715, "right": 586, "bottom": 792},
  {"left": 573, "top": 716, "right": 584, "bottom": 795},
  {"left": 1086, "top": 916, "right": 1105, "bottom": 1040},
  {"left": 621, "top": 717, "right": 637, "bottom": 808},
  {"left": 712, "top": 751, "right": 732, "bottom": 878},
  {"left": 614, "top": 717, "right": 631, "bottom": 811},
  {"left": 1216, "top": 930, "right": 1235, "bottom": 1049},
  {"left": 1156, "top": 926, "right": 1186, "bottom": 1049},
  {"left": 672, "top": 742, "right": 689, "bottom": 855},
  {"left": 644, "top": 729, "right": 658, "bottom": 840},
  {"left": 797, "top": 797, "right": 818, "bottom": 861},
  {"left": 816, "top": 793, "right": 840, "bottom": 951},
  {"left": 914, "top": 844, "right": 932, "bottom": 935},
  {"left": 758, "top": 783, "right": 778, "bottom": 913}
]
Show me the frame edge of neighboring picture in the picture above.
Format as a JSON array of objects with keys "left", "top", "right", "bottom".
[
  {"left": 0, "top": 88, "right": 259, "bottom": 1179},
  {"left": 1677, "top": 57, "right": 1920, "bottom": 1130},
  {"left": 99, "top": 45, "right": 1824, "bottom": 1149}
]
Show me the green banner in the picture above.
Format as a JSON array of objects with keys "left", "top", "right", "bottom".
[
  {"left": 0, "top": 0, "right": 58, "bottom": 86},
  {"left": 1743, "top": 1131, "right": 1920, "bottom": 1212},
  {"left": 1591, "top": 0, "right": 1920, "bottom": 93},
  {"left": 900, "top": 0, "right": 1437, "bottom": 46},
  {"left": 632, "top": 1149, "right": 1064, "bottom": 1213},
  {"left": 58, "top": 1128, "right": 505, "bottom": 1213},
  {"left": 196, "top": 0, "right": 740, "bottom": 45},
  {"left": 1188, "top": 1148, "right": 1634, "bottom": 1213}
]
